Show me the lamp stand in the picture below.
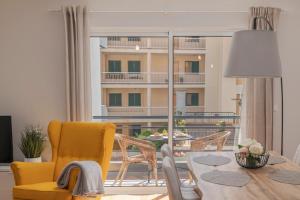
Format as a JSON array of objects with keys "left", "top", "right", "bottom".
[{"left": 280, "top": 77, "right": 284, "bottom": 155}]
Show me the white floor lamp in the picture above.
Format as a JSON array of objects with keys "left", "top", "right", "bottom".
[{"left": 224, "top": 17, "right": 283, "bottom": 154}]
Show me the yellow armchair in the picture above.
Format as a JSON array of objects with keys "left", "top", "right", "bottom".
[{"left": 11, "top": 120, "right": 116, "bottom": 200}]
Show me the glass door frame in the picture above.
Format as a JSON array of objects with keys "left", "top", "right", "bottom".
[{"left": 90, "top": 31, "right": 234, "bottom": 151}]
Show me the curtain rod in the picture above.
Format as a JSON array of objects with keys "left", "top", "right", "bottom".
[{"left": 48, "top": 9, "right": 249, "bottom": 14}]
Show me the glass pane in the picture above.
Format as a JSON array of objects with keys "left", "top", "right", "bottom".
[
  {"left": 108, "top": 60, "right": 121, "bottom": 72},
  {"left": 128, "top": 61, "right": 141, "bottom": 72},
  {"left": 109, "top": 93, "right": 122, "bottom": 106},
  {"left": 173, "top": 36, "right": 241, "bottom": 159},
  {"left": 91, "top": 36, "right": 169, "bottom": 186},
  {"left": 128, "top": 93, "right": 141, "bottom": 106}
]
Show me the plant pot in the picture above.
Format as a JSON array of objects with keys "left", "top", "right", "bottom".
[{"left": 24, "top": 157, "right": 42, "bottom": 163}]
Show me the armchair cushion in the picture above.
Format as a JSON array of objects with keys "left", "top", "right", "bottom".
[
  {"left": 11, "top": 162, "right": 55, "bottom": 185},
  {"left": 13, "top": 182, "right": 71, "bottom": 200}
]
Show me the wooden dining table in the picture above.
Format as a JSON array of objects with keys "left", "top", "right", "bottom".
[{"left": 186, "top": 151, "right": 300, "bottom": 200}]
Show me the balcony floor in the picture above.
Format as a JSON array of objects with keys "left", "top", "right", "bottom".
[{"left": 106, "top": 162, "right": 191, "bottom": 187}]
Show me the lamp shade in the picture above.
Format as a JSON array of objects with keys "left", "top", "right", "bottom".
[{"left": 224, "top": 30, "right": 281, "bottom": 77}]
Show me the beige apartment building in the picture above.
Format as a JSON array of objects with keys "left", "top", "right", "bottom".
[{"left": 92, "top": 36, "right": 240, "bottom": 139}]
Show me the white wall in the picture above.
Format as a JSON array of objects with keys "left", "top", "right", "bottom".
[{"left": 1, "top": 0, "right": 300, "bottom": 160}]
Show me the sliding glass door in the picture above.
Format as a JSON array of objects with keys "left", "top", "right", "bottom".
[
  {"left": 91, "top": 35, "right": 170, "bottom": 186},
  {"left": 171, "top": 36, "right": 241, "bottom": 159},
  {"left": 90, "top": 33, "right": 241, "bottom": 186}
]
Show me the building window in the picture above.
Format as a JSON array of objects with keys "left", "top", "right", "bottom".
[
  {"left": 128, "top": 36, "right": 141, "bottom": 42},
  {"left": 186, "top": 93, "right": 199, "bottom": 106},
  {"left": 108, "top": 60, "right": 121, "bottom": 72},
  {"left": 108, "top": 36, "right": 121, "bottom": 41},
  {"left": 185, "top": 61, "right": 199, "bottom": 73},
  {"left": 128, "top": 93, "right": 141, "bottom": 106},
  {"left": 128, "top": 61, "right": 141, "bottom": 73},
  {"left": 109, "top": 93, "right": 122, "bottom": 107}
]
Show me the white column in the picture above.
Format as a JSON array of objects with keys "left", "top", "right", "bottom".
[
  {"left": 147, "top": 52, "right": 151, "bottom": 84},
  {"left": 90, "top": 37, "right": 102, "bottom": 118},
  {"left": 168, "top": 32, "right": 174, "bottom": 149},
  {"left": 147, "top": 87, "right": 151, "bottom": 116},
  {"left": 147, "top": 52, "right": 152, "bottom": 116}
]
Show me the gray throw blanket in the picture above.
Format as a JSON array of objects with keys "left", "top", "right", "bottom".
[{"left": 57, "top": 161, "right": 104, "bottom": 196}]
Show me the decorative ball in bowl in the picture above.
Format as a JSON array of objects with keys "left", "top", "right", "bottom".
[{"left": 235, "top": 138, "right": 269, "bottom": 169}]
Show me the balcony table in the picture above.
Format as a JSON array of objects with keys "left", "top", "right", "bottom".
[{"left": 186, "top": 151, "right": 300, "bottom": 200}]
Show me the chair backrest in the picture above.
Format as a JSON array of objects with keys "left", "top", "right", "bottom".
[
  {"left": 48, "top": 120, "right": 116, "bottom": 180},
  {"left": 191, "top": 131, "right": 231, "bottom": 151},
  {"left": 114, "top": 133, "right": 129, "bottom": 159},
  {"left": 115, "top": 133, "right": 156, "bottom": 161},
  {"left": 215, "top": 131, "right": 231, "bottom": 151},
  {"left": 293, "top": 144, "right": 300, "bottom": 165},
  {"left": 162, "top": 157, "right": 183, "bottom": 200},
  {"left": 161, "top": 144, "right": 173, "bottom": 159},
  {"left": 161, "top": 144, "right": 181, "bottom": 186}
]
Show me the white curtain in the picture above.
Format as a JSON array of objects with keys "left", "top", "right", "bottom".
[
  {"left": 240, "top": 7, "right": 280, "bottom": 150},
  {"left": 63, "top": 6, "right": 92, "bottom": 121}
]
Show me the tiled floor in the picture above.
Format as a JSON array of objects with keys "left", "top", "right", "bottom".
[{"left": 107, "top": 162, "right": 190, "bottom": 186}]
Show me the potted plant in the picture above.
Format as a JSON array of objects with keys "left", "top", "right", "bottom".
[{"left": 19, "top": 126, "right": 46, "bottom": 162}]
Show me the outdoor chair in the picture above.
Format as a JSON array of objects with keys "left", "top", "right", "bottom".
[
  {"left": 114, "top": 133, "right": 158, "bottom": 186},
  {"left": 191, "top": 131, "right": 231, "bottom": 151}
]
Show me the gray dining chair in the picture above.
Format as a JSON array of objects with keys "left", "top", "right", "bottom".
[
  {"left": 162, "top": 157, "right": 202, "bottom": 200},
  {"left": 161, "top": 144, "right": 194, "bottom": 184},
  {"left": 293, "top": 144, "right": 300, "bottom": 165},
  {"left": 161, "top": 144, "right": 180, "bottom": 185}
]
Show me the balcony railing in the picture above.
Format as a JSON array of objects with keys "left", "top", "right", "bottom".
[
  {"left": 101, "top": 72, "right": 205, "bottom": 84},
  {"left": 174, "top": 37, "right": 206, "bottom": 50},
  {"left": 101, "top": 106, "right": 206, "bottom": 116},
  {"left": 94, "top": 111, "right": 239, "bottom": 127},
  {"left": 106, "top": 37, "right": 206, "bottom": 50}
]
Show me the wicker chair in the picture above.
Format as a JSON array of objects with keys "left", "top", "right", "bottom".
[
  {"left": 114, "top": 133, "right": 158, "bottom": 186},
  {"left": 191, "top": 131, "right": 231, "bottom": 151}
]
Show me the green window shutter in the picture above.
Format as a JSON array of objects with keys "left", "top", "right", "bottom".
[
  {"left": 191, "top": 93, "right": 199, "bottom": 106},
  {"left": 185, "top": 61, "right": 199, "bottom": 73},
  {"left": 108, "top": 60, "right": 121, "bottom": 72},
  {"left": 109, "top": 93, "right": 122, "bottom": 106},
  {"left": 128, "top": 61, "right": 141, "bottom": 73},
  {"left": 191, "top": 61, "right": 199, "bottom": 73},
  {"left": 186, "top": 93, "right": 199, "bottom": 106},
  {"left": 128, "top": 93, "right": 141, "bottom": 106}
]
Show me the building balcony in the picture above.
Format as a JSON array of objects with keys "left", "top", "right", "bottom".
[
  {"left": 100, "top": 106, "right": 205, "bottom": 116},
  {"left": 106, "top": 37, "right": 206, "bottom": 50},
  {"left": 101, "top": 72, "right": 205, "bottom": 85}
]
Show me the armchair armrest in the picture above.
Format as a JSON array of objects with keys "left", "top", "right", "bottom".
[{"left": 11, "top": 162, "right": 55, "bottom": 185}]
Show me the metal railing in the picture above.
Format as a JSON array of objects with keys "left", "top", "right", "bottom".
[
  {"left": 113, "top": 123, "right": 239, "bottom": 148},
  {"left": 101, "top": 72, "right": 205, "bottom": 84},
  {"left": 94, "top": 111, "right": 239, "bottom": 125}
]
